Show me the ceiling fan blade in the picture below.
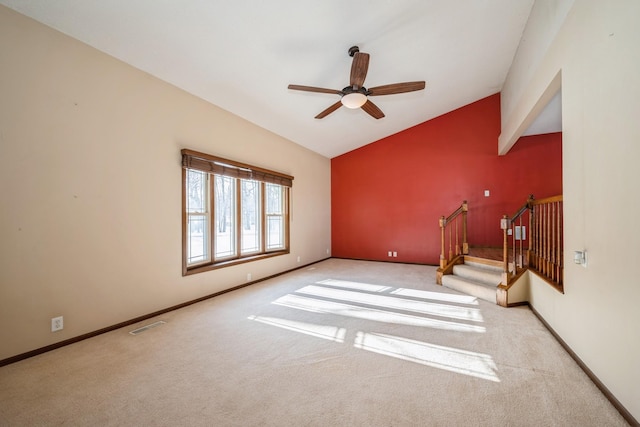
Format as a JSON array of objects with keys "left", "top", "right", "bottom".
[
  {"left": 367, "top": 81, "right": 426, "bottom": 96},
  {"left": 288, "top": 84, "right": 342, "bottom": 95},
  {"left": 361, "top": 99, "right": 385, "bottom": 119},
  {"left": 315, "top": 101, "right": 343, "bottom": 119},
  {"left": 350, "top": 52, "right": 370, "bottom": 88}
]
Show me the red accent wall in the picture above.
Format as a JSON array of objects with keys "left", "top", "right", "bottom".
[{"left": 331, "top": 93, "right": 562, "bottom": 265}]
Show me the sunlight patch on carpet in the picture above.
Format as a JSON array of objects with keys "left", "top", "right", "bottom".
[
  {"left": 272, "top": 294, "right": 485, "bottom": 333},
  {"left": 390, "top": 288, "right": 478, "bottom": 305},
  {"left": 296, "top": 285, "right": 484, "bottom": 322},
  {"left": 248, "top": 315, "right": 346, "bottom": 343},
  {"left": 354, "top": 332, "right": 500, "bottom": 382},
  {"left": 315, "top": 279, "right": 392, "bottom": 293}
]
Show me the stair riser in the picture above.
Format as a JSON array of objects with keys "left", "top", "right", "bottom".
[
  {"left": 441, "top": 276, "right": 497, "bottom": 304},
  {"left": 452, "top": 265, "right": 502, "bottom": 287},
  {"left": 463, "top": 257, "right": 504, "bottom": 272}
]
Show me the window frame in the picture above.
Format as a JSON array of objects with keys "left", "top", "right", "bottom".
[
  {"left": 239, "top": 178, "right": 262, "bottom": 256},
  {"left": 181, "top": 149, "right": 292, "bottom": 276},
  {"left": 185, "top": 169, "right": 211, "bottom": 266}
]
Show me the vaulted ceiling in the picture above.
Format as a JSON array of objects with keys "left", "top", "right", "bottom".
[{"left": 0, "top": 1, "right": 541, "bottom": 158}]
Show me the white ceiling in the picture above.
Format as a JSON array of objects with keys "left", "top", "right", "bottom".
[
  {"left": 1, "top": 0, "right": 540, "bottom": 158},
  {"left": 523, "top": 90, "right": 562, "bottom": 136}
]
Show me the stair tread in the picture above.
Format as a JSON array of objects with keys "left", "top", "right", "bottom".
[
  {"left": 438, "top": 256, "right": 506, "bottom": 305},
  {"left": 441, "top": 275, "right": 497, "bottom": 304},
  {"left": 442, "top": 274, "right": 499, "bottom": 289},
  {"left": 455, "top": 263, "right": 502, "bottom": 275},
  {"left": 463, "top": 258, "right": 503, "bottom": 272},
  {"left": 452, "top": 264, "right": 502, "bottom": 287}
]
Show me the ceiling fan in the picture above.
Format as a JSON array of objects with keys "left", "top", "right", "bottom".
[{"left": 288, "top": 46, "right": 426, "bottom": 119}]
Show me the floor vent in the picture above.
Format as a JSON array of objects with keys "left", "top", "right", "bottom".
[{"left": 129, "top": 321, "right": 166, "bottom": 335}]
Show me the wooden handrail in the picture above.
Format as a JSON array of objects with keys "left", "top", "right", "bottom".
[
  {"left": 531, "top": 194, "right": 564, "bottom": 205},
  {"left": 508, "top": 199, "right": 532, "bottom": 222},
  {"left": 445, "top": 203, "right": 467, "bottom": 223},
  {"left": 500, "top": 195, "right": 532, "bottom": 284},
  {"left": 439, "top": 200, "right": 468, "bottom": 269}
]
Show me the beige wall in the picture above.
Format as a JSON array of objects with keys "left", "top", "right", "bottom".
[
  {"left": 500, "top": 0, "right": 574, "bottom": 129},
  {"left": 500, "top": 0, "right": 640, "bottom": 420},
  {"left": 0, "top": 7, "right": 331, "bottom": 360}
]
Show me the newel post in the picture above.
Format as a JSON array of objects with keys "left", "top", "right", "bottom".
[
  {"left": 500, "top": 215, "right": 510, "bottom": 284},
  {"left": 527, "top": 194, "right": 535, "bottom": 267},
  {"left": 461, "top": 200, "right": 469, "bottom": 255},
  {"left": 439, "top": 216, "right": 446, "bottom": 269}
]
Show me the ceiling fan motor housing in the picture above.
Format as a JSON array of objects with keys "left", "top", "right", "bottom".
[{"left": 342, "top": 86, "right": 367, "bottom": 95}]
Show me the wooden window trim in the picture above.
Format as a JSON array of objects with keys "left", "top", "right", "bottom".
[
  {"left": 182, "top": 149, "right": 293, "bottom": 187},
  {"left": 181, "top": 149, "right": 292, "bottom": 276}
]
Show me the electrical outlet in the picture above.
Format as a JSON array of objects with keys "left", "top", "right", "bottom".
[
  {"left": 297, "top": 256, "right": 301, "bottom": 263},
  {"left": 247, "top": 273, "right": 252, "bottom": 282},
  {"left": 51, "top": 316, "right": 63, "bottom": 332},
  {"left": 388, "top": 251, "right": 392, "bottom": 257},
  {"left": 393, "top": 251, "right": 397, "bottom": 257}
]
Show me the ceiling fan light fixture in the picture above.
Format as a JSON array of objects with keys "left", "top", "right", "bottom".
[
  {"left": 341, "top": 92, "right": 367, "bottom": 109},
  {"left": 288, "top": 47, "right": 425, "bottom": 119}
]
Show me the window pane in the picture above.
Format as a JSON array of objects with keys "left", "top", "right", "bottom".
[
  {"left": 266, "top": 183, "right": 283, "bottom": 214},
  {"left": 266, "top": 215, "right": 284, "bottom": 249},
  {"left": 187, "top": 214, "right": 208, "bottom": 264},
  {"left": 214, "top": 175, "right": 236, "bottom": 258},
  {"left": 186, "top": 169, "right": 209, "bottom": 265},
  {"left": 186, "top": 170, "right": 207, "bottom": 213},
  {"left": 241, "top": 180, "right": 261, "bottom": 254},
  {"left": 265, "top": 183, "right": 285, "bottom": 250}
]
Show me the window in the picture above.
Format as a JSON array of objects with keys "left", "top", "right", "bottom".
[
  {"left": 182, "top": 149, "right": 293, "bottom": 275},
  {"left": 186, "top": 169, "right": 210, "bottom": 265},
  {"left": 265, "top": 183, "right": 286, "bottom": 250}
]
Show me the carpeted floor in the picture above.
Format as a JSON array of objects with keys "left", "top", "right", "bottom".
[{"left": 0, "top": 259, "right": 628, "bottom": 426}]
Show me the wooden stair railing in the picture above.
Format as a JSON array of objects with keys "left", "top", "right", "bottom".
[
  {"left": 529, "top": 195, "right": 564, "bottom": 291},
  {"left": 500, "top": 194, "right": 564, "bottom": 292},
  {"left": 436, "top": 201, "right": 468, "bottom": 284},
  {"left": 499, "top": 195, "right": 533, "bottom": 285}
]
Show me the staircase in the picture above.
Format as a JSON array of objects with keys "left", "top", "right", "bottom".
[
  {"left": 437, "top": 196, "right": 564, "bottom": 307},
  {"left": 440, "top": 257, "right": 503, "bottom": 304}
]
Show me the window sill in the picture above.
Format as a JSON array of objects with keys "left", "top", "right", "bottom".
[{"left": 183, "top": 250, "right": 289, "bottom": 276}]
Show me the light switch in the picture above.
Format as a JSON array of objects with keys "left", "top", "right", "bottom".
[
  {"left": 484, "top": 190, "right": 490, "bottom": 197},
  {"left": 574, "top": 250, "right": 587, "bottom": 267}
]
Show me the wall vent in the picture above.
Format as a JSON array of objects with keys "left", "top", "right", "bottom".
[{"left": 129, "top": 321, "right": 166, "bottom": 335}]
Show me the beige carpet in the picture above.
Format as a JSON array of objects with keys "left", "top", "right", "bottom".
[{"left": 0, "top": 259, "right": 628, "bottom": 426}]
